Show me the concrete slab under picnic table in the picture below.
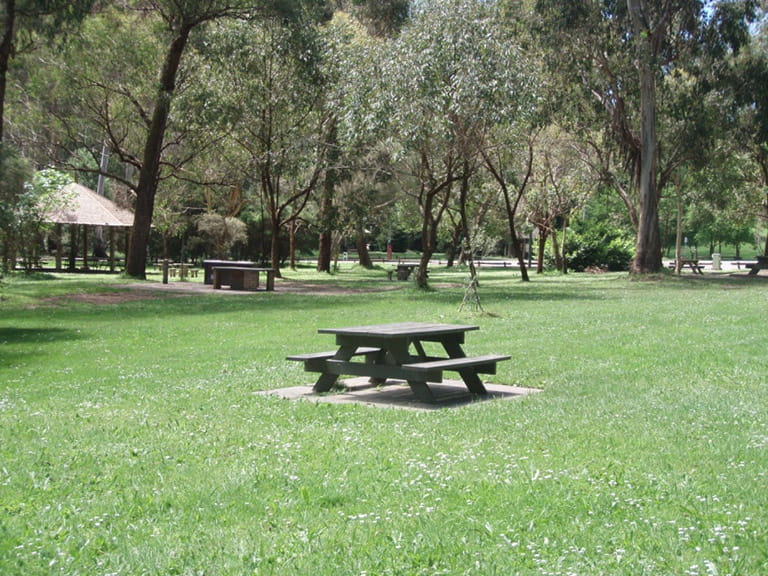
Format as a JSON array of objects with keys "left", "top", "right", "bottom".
[{"left": 258, "top": 377, "right": 540, "bottom": 411}]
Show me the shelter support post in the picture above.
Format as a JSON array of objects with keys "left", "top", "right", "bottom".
[
  {"left": 68, "top": 224, "right": 78, "bottom": 271},
  {"left": 109, "top": 227, "right": 116, "bottom": 272},
  {"left": 55, "top": 224, "right": 63, "bottom": 271},
  {"left": 82, "top": 226, "right": 89, "bottom": 270}
]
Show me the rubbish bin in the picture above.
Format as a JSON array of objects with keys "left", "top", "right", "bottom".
[{"left": 712, "top": 253, "right": 721, "bottom": 271}]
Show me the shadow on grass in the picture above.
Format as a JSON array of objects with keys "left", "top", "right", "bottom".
[
  {"left": 0, "top": 327, "right": 85, "bottom": 367},
  {"left": 0, "top": 326, "right": 84, "bottom": 345}
]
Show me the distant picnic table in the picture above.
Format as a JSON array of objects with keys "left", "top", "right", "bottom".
[
  {"left": 668, "top": 259, "right": 704, "bottom": 274},
  {"left": 212, "top": 266, "right": 275, "bottom": 291}
]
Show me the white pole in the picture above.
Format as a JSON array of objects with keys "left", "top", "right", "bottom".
[{"left": 96, "top": 141, "right": 109, "bottom": 196}]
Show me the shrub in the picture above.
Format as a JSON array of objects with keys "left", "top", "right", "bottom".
[{"left": 566, "top": 226, "right": 634, "bottom": 272}]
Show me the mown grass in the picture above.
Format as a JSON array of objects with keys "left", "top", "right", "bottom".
[{"left": 1, "top": 267, "right": 767, "bottom": 575}]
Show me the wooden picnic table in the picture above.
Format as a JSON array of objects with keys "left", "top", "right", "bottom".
[
  {"left": 169, "top": 262, "right": 198, "bottom": 279},
  {"left": 668, "top": 259, "right": 704, "bottom": 274},
  {"left": 203, "top": 259, "right": 256, "bottom": 284},
  {"left": 212, "top": 266, "right": 275, "bottom": 291},
  {"left": 287, "top": 322, "right": 509, "bottom": 403}
]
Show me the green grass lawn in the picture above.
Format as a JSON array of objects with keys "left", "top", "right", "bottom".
[{"left": 1, "top": 267, "right": 767, "bottom": 575}]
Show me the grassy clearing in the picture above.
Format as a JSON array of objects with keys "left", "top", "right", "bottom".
[{"left": 1, "top": 268, "right": 767, "bottom": 575}]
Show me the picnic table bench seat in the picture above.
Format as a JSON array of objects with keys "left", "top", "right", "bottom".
[
  {"left": 289, "top": 349, "right": 510, "bottom": 386},
  {"left": 310, "top": 353, "right": 510, "bottom": 386},
  {"left": 402, "top": 354, "right": 510, "bottom": 382},
  {"left": 287, "top": 347, "right": 380, "bottom": 371}
]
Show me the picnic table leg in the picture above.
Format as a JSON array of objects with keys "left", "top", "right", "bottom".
[
  {"left": 366, "top": 349, "right": 389, "bottom": 385},
  {"left": 312, "top": 345, "right": 357, "bottom": 392},
  {"left": 405, "top": 379, "right": 436, "bottom": 403},
  {"left": 384, "top": 340, "right": 435, "bottom": 402},
  {"left": 440, "top": 339, "right": 488, "bottom": 394}
]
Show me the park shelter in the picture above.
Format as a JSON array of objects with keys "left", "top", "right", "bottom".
[{"left": 44, "top": 182, "right": 134, "bottom": 272}]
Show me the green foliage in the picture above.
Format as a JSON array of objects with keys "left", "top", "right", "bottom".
[
  {"left": 349, "top": 0, "right": 409, "bottom": 37},
  {"left": 0, "top": 161, "right": 73, "bottom": 273},
  {"left": 12, "top": 0, "right": 95, "bottom": 39},
  {"left": 0, "top": 145, "right": 33, "bottom": 272},
  {"left": 385, "top": 0, "right": 534, "bottom": 152},
  {"left": 11, "top": 169, "right": 74, "bottom": 271},
  {"left": 196, "top": 212, "right": 248, "bottom": 259},
  {"left": 566, "top": 223, "right": 635, "bottom": 272}
]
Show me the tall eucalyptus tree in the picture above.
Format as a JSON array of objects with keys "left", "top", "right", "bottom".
[
  {"left": 54, "top": 0, "right": 325, "bottom": 278},
  {"left": 315, "top": 5, "right": 407, "bottom": 272},
  {"left": 534, "top": 0, "right": 757, "bottom": 273},
  {"left": 383, "top": 0, "right": 535, "bottom": 288},
  {"left": 124, "top": 0, "right": 332, "bottom": 278},
  {"left": 730, "top": 15, "right": 768, "bottom": 255},
  {"left": 207, "top": 15, "right": 330, "bottom": 274}
]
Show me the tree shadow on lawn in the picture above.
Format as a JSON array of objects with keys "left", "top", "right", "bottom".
[
  {"left": 0, "top": 326, "right": 83, "bottom": 345},
  {"left": 0, "top": 326, "right": 85, "bottom": 367}
]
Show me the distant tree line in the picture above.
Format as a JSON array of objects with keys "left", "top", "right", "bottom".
[{"left": 1, "top": 0, "right": 766, "bottom": 285}]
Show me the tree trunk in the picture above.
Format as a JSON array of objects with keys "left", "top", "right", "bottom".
[
  {"left": 0, "top": 0, "right": 16, "bottom": 143},
  {"left": 289, "top": 219, "right": 297, "bottom": 270},
  {"left": 269, "top": 216, "right": 282, "bottom": 277},
  {"left": 355, "top": 227, "right": 373, "bottom": 268},
  {"left": 536, "top": 227, "right": 548, "bottom": 274},
  {"left": 445, "top": 222, "right": 460, "bottom": 268},
  {"left": 317, "top": 117, "right": 338, "bottom": 272},
  {"left": 508, "top": 225, "right": 529, "bottom": 281},
  {"left": 482, "top": 138, "right": 534, "bottom": 282},
  {"left": 675, "top": 185, "right": 683, "bottom": 274},
  {"left": 458, "top": 161, "right": 472, "bottom": 269},
  {"left": 763, "top": 190, "right": 768, "bottom": 257},
  {"left": 125, "top": 28, "right": 191, "bottom": 278},
  {"left": 416, "top": 209, "right": 435, "bottom": 288},
  {"left": 560, "top": 216, "right": 568, "bottom": 274},
  {"left": 551, "top": 224, "right": 562, "bottom": 271},
  {"left": 628, "top": 0, "right": 662, "bottom": 274}
]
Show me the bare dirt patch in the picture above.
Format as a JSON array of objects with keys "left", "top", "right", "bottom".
[
  {"left": 26, "top": 278, "right": 399, "bottom": 308},
  {"left": 119, "top": 279, "right": 400, "bottom": 297},
  {"left": 31, "top": 290, "right": 167, "bottom": 308}
]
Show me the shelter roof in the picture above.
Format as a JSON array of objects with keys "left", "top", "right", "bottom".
[{"left": 46, "top": 182, "right": 134, "bottom": 227}]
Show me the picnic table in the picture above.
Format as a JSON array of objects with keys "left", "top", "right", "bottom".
[
  {"left": 169, "top": 262, "right": 198, "bottom": 279},
  {"left": 287, "top": 322, "right": 510, "bottom": 403},
  {"left": 668, "top": 259, "right": 704, "bottom": 274},
  {"left": 202, "top": 260, "right": 256, "bottom": 284},
  {"left": 212, "top": 266, "right": 275, "bottom": 291}
]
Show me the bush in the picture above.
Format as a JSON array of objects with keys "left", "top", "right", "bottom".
[{"left": 566, "top": 226, "right": 634, "bottom": 272}]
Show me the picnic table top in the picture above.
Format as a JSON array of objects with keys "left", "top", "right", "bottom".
[
  {"left": 212, "top": 265, "right": 274, "bottom": 271},
  {"left": 318, "top": 322, "right": 478, "bottom": 338}
]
